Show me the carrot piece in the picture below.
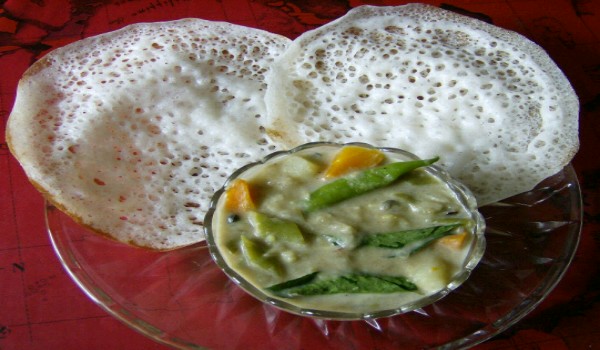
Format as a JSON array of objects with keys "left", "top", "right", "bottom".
[
  {"left": 224, "top": 179, "right": 256, "bottom": 212},
  {"left": 324, "top": 146, "right": 385, "bottom": 179},
  {"left": 438, "top": 232, "right": 468, "bottom": 249}
]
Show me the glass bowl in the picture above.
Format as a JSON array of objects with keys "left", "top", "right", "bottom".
[
  {"left": 203, "top": 142, "right": 486, "bottom": 320},
  {"left": 46, "top": 161, "right": 581, "bottom": 349}
]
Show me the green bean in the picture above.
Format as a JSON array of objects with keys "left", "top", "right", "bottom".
[{"left": 305, "top": 157, "right": 439, "bottom": 211}]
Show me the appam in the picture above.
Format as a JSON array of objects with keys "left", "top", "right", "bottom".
[
  {"left": 7, "top": 19, "right": 290, "bottom": 250},
  {"left": 264, "top": 4, "right": 579, "bottom": 206}
]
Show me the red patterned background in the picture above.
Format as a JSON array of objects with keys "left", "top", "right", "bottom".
[{"left": 1, "top": 0, "right": 599, "bottom": 349}]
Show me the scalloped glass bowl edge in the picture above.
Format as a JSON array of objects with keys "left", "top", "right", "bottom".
[{"left": 203, "top": 141, "right": 487, "bottom": 320}]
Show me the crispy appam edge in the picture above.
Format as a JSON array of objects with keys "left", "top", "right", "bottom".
[
  {"left": 8, "top": 111, "right": 199, "bottom": 252},
  {"left": 264, "top": 3, "right": 579, "bottom": 205},
  {"left": 8, "top": 113, "right": 185, "bottom": 251},
  {"left": 5, "top": 19, "right": 292, "bottom": 250}
]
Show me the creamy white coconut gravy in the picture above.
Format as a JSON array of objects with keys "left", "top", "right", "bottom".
[{"left": 211, "top": 144, "right": 481, "bottom": 314}]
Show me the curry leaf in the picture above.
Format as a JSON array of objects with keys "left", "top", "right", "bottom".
[
  {"left": 267, "top": 272, "right": 417, "bottom": 297},
  {"left": 360, "top": 224, "right": 460, "bottom": 252}
]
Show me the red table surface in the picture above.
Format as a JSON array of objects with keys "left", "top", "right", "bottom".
[{"left": 1, "top": 0, "right": 599, "bottom": 349}]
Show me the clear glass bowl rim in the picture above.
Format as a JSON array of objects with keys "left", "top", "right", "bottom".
[{"left": 203, "top": 141, "right": 487, "bottom": 320}]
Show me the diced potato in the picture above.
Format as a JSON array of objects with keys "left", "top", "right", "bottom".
[
  {"left": 306, "top": 211, "right": 358, "bottom": 249},
  {"left": 259, "top": 193, "right": 305, "bottom": 222},
  {"left": 280, "top": 250, "right": 298, "bottom": 263},
  {"left": 280, "top": 155, "right": 322, "bottom": 179},
  {"left": 224, "top": 179, "right": 256, "bottom": 213},
  {"left": 428, "top": 264, "right": 451, "bottom": 286},
  {"left": 324, "top": 145, "right": 385, "bottom": 178}
]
